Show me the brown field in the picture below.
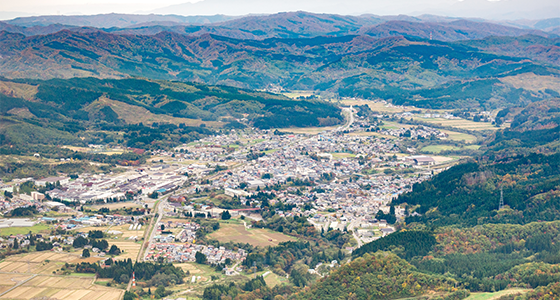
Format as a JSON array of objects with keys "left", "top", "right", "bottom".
[
  {"left": 208, "top": 223, "right": 295, "bottom": 247},
  {"left": 110, "top": 240, "right": 142, "bottom": 261},
  {"left": 0, "top": 81, "right": 38, "bottom": 101},
  {"left": 0, "top": 252, "right": 82, "bottom": 275},
  {"left": 0, "top": 252, "right": 122, "bottom": 300},
  {"left": 0, "top": 275, "right": 123, "bottom": 300}
]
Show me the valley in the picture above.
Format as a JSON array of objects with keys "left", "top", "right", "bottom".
[{"left": 0, "top": 8, "right": 559, "bottom": 300}]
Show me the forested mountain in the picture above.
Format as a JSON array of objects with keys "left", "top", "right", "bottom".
[
  {"left": 0, "top": 77, "right": 341, "bottom": 151},
  {"left": 2, "top": 12, "right": 556, "bottom": 41},
  {"left": 0, "top": 29, "right": 558, "bottom": 110}
]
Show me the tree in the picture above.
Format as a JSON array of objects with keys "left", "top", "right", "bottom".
[
  {"left": 160, "top": 224, "right": 165, "bottom": 231},
  {"left": 221, "top": 210, "right": 231, "bottom": 220},
  {"left": 195, "top": 252, "right": 207, "bottom": 264},
  {"left": 82, "top": 249, "right": 90, "bottom": 258},
  {"left": 108, "top": 245, "right": 121, "bottom": 255},
  {"left": 12, "top": 239, "right": 19, "bottom": 250}
]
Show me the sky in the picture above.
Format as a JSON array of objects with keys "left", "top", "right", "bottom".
[{"left": 1, "top": 0, "right": 559, "bottom": 20}]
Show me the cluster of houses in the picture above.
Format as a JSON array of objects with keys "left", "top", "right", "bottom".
[{"left": 146, "top": 243, "right": 246, "bottom": 265}]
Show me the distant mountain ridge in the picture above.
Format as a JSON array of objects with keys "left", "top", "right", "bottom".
[{"left": 2, "top": 11, "right": 558, "bottom": 41}]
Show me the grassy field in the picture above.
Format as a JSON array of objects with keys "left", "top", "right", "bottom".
[
  {"left": 440, "top": 129, "right": 478, "bottom": 143},
  {"left": 421, "top": 145, "right": 480, "bottom": 154},
  {"left": 331, "top": 153, "right": 356, "bottom": 159},
  {"left": 0, "top": 224, "right": 50, "bottom": 236},
  {"left": 208, "top": 223, "right": 295, "bottom": 247},
  {"left": 465, "top": 288, "right": 530, "bottom": 300},
  {"left": 263, "top": 272, "right": 289, "bottom": 287}
]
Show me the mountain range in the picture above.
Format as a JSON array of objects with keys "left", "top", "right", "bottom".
[{"left": 1, "top": 11, "right": 559, "bottom": 111}]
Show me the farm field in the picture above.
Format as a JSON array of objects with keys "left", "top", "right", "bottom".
[
  {"left": 419, "top": 118, "right": 500, "bottom": 131},
  {"left": 331, "top": 153, "right": 356, "bottom": 159},
  {"left": 0, "top": 275, "right": 123, "bottom": 300},
  {"left": 440, "top": 129, "right": 478, "bottom": 143},
  {"left": 208, "top": 223, "right": 295, "bottom": 247},
  {"left": 421, "top": 145, "right": 480, "bottom": 154},
  {"left": 0, "top": 224, "right": 50, "bottom": 236},
  {"left": 0, "top": 252, "right": 119, "bottom": 300}
]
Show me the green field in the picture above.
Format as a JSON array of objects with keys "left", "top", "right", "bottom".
[
  {"left": 465, "top": 288, "right": 530, "bottom": 300},
  {"left": 0, "top": 224, "right": 50, "bottom": 236},
  {"left": 421, "top": 145, "right": 480, "bottom": 154}
]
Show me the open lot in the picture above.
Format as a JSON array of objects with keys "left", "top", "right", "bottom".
[{"left": 208, "top": 223, "right": 295, "bottom": 247}]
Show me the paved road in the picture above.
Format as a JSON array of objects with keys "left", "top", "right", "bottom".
[{"left": 142, "top": 198, "right": 166, "bottom": 262}]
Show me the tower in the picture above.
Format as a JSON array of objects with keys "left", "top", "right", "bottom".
[
  {"left": 499, "top": 186, "right": 504, "bottom": 210},
  {"left": 132, "top": 271, "right": 136, "bottom": 287}
]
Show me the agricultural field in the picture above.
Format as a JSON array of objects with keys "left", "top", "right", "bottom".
[
  {"left": 439, "top": 129, "right": 478, "bottom": 143},
  {"left": 0, "top": 275, "right": 123, "bottom": 300},
  {"left": 0, "top": 251, "right": 119, "bottom": 300},
  {"left": 421, "top": 145, "right": 480, "bottom": 154},
  {"left": 208, "top": 223, "right": 295, "bottom": 247},
  {"left": 0, "top": 224, "right": 50, "bottom": 236},
  {"left": 419, "top": 118, "right": 500, "bottom": 131}
]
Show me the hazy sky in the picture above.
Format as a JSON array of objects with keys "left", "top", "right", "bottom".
[{"left": 1, "top": 0, "right": 559, "bottom": 20}]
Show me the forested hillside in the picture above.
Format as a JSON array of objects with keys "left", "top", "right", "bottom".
[
  {"left": 1, "top": 29, "right": 559, "bottom": 110},
  {"left": 0, "top": 77, "right": 342, "bottom": 151}
]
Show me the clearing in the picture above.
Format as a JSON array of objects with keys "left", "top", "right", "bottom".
[
  {"left": 465, "top": 288, "right": 531, "bottom": 300},
  {"left": 208, "top": 223, "right": 295, "bottom": 247}
]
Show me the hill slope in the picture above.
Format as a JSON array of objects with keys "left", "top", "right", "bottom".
[
  {"left": 0, "top": 77, "right": 342, "bottom": 150},
  {"left": 1, "top": 30, "right": 558, "bottom": 110}
]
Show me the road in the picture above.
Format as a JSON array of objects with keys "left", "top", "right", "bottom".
[
  {"left": 142, "top": 197, "right": 166, "bottom": 262},
  {"left": 336, "top": 106, "right": 354, "bottom": 132}
]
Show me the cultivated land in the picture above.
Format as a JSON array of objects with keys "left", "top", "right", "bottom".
[
  {"left": 421, "top": 145, "right": 480, "bottom": 154},
  {"left": 0, "top": 224, "right": 50, "bottom": 236},
  {"left": 0, "top": 252, "right": 119, "bottom": 300},
  {"left": 208, "top": 223, "right": 295, "bottom": 247},
  {"left": 419, "top": 118, "right": 500, "bottom": 131}
]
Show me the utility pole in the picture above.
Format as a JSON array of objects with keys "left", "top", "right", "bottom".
[{"left": 499, "top": 186, "right": 504, "bottom": 210}]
